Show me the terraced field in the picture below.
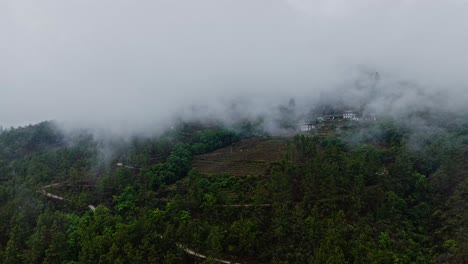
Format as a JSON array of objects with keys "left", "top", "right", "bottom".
[{"left": 192, "top": 138, "right": 290, "bottom": 176}]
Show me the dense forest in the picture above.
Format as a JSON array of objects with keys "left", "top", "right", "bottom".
[{"left": 0, "top": 120, "right": 466, "bottom": 263}]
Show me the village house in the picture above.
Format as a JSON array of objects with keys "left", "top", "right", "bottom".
[
  {"left": 343, "top": 110, "right": 357, "bottom": 120},
  {"left": 315, "top": 110, "right": 378, "bottom": 123},
  {"left": 323, "top": 114, "right": 339, "bottom": 121},
  {"left": 314, "top": 110, "right": 377, "bottom": 126},
  {"left": 317, "top": 113, "right": 343, "bottom": 122},
  {"left": 362, "top": 114, "right": 377, "bottom": 121},
  {"left": 299, "top": 122, "right": 316, "bottom": 132}
]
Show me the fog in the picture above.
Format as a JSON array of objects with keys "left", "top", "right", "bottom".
[{"left": 2, "top": 0, "right": 468, "bottom": 134}]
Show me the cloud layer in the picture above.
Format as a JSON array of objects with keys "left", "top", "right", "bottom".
[{"left": 2, "top": 0, "right": 467, "bottom": 133}]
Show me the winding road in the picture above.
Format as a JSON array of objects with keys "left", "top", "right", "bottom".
[
  {"left": 38, "top": 183, "right": 96, "bottom": 211},
  {"left": 39, "top": 182, "right": 240, "bottom": 263}
]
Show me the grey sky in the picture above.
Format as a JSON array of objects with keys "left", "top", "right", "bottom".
[{"left": 2, "top": 0, "right": 468, "bottom": 132}]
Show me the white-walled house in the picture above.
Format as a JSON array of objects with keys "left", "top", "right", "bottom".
[
  {"left": 343, "top": 110, "right": 357, "bottom": 120},
  {"left": 362, "top": 114, "right": 377, "bottom": 121},
  {"left": 299, "top": 123, "right": 316, "bottom": 132}
]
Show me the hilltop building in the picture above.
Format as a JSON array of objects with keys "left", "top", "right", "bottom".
[
  {"left": 343, "top": 110, "right": 357, "bottom": 120},
  {"left": 315, "top": 110, "right": 377, "bottom": 124},
  {"left": 362, "top": 114, "right": 377, "bottom": 121},
  {"left": 299, "top": 122, "right": 316, "bottom": 132}
]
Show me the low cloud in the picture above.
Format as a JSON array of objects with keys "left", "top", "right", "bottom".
[{"left": 1, "top": 0, "right": 467, "bottom": 134}]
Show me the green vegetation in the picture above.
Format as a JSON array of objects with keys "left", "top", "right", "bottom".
[{"left": 0, "top": 120, "right": 466, "bottom": 263}]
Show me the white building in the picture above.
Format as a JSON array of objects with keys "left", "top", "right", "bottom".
[
  {"left": 300, "top": 123, "right": 316, "bottom": 132},
  {"left": 362, "top": 114, "right": 377, "bottom": 121},
  {"left": 343, "top": 110, "right": 357, "bottom": 119}
]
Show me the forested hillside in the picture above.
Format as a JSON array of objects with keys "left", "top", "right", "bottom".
[{"left": 0, "top": 121, "right": 466, "bottom": 263}]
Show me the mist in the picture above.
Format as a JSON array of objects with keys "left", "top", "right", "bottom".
[{"left": 2, "top": 0, "right": 468, "bottom": 135}]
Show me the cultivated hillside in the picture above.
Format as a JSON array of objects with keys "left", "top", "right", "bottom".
[{"left": 192, "top": 138, "right": 289, "bottom": 177}]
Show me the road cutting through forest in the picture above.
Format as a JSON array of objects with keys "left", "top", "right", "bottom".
[{"left": 39, "top": 182, "right": 241, "bottom": 264}]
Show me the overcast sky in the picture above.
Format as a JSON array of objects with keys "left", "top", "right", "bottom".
[{"left": 2, "top": 0, "right": 468, "bottom": 132}]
